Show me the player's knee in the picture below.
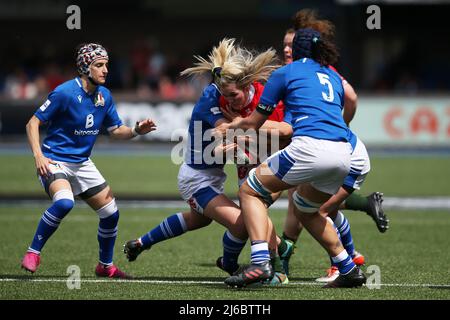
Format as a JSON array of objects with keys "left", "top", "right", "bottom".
[
  {"left": 238, "top": 184, "right": 251, "bottom": 199},
  {"left": 54, "top": 198, "right": 75, "bottom": 213},
  {"left": 201, "top": 218, "right": 213, "bottom": 227},
  {"left": 185, "top": 211, "right": 212, "bottom": 229},
  {"left": 52, "top": 189, "right": 74, "bottom": 213},
  {"left": 96, "top": 199, "right": 118, "bottom": 219},
  {"left": 292, "top": 191, "right": 322, "bottom": 215}
]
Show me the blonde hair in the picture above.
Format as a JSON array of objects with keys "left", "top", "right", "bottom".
[{"left": 181, "top": 38, "right": 280, "bottom": 90}]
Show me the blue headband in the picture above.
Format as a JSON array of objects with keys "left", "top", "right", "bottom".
[{"left": 292, "top": 28, "right": 321, "bottom": 61}]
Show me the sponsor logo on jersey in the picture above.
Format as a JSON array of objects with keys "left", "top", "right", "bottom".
[
  {"left": 74, "top": 129, "right": 100, "bottom": 136},
  {"left": 85, "top": 114, "right": 94, "bottom": 129},
  {"left": 77, "top": 95, "right": 82, "bottom": 103},
  {"left": 39, "top": 99, "right": 51, "bottom": 111}
]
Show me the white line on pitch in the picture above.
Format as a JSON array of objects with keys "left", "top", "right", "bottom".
[
  {"left": 1, "top": 278, "right": 449, "bottom": 288},
  {"left": 2, "top": 197, "right": 450, "bottom": 210}
]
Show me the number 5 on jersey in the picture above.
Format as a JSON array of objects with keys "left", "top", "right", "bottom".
[{"left": 316, "top": 72, "right": 334, "bottom": 102}]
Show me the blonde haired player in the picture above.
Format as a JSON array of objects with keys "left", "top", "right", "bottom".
[
  {"left": 124, "top": 39, "right": 291, "bottom": 284},
  {"left": 216, "top": 28, "right": 367, "bottom": 288}
]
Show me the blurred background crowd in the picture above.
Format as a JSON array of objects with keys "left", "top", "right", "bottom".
[{"left": 1, "top": 0, "right": 449, "bottom": 102}]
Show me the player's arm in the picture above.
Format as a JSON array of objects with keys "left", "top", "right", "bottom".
[
  {"left": 318, "top": 186, "right": 352, "bottom": 218},
  {"left": 342, "top": 81, "right": 358, "bottom": 126},
  {"left": 109, "top": 119, "right": 157, "bottom": 140},
  {"left": 259, "top": 119, "right": 293, "bottom": 139},
  {"left": 259, "top": 119, "right": 293, "bottom": 151},
  {"left": 217, "top": 109, "right": 268, "bottom": 133},
  {"left": 104, "top": 95, "right": 156, "bottom": 140},
  {"left": 211, "top": 116, "right": 234, "bottom": 156},
  {"left": 26, "top": 115, "right": 55, "bottom": 176},
  {"left": 213, "top": 116, "right": 259, "bottom": 165},
  {"left": 214, "top": 117, "right": 231, "bottom": 127}
]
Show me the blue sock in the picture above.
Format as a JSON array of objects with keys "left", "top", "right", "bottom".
[
  {"left": 333, "top": 211, "right": 356, "bottom": 257},
  {"left": 250, "top": 240, "right": 270, "bottom": 265},
  {"left": 331, "top": 250, "right": 356, "bottom": 275},
  {"left": 98, "top": 211, "right": 119, "bottom": 265},
  {"left": 29, "top": 199, "right": 74, "bottom": 254},
  {"left": 222, "top": 230, "right": 246, "bottom": 271},
  {"left": 140, "top": 213, "right": 187, "bottom": 249}
]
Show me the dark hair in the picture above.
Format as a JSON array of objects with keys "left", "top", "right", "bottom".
[
  {"left": 292, "top": 28, "right": 339, "bottom": 66},
  {"left": 285, "top": 27, "right": 295, "bottom": 34},
  {"left": 312, "top": 35, "right": 339, "bottom": 66},
  {"left": 293, "top": 9, "right": 335, "bottom": 38}
]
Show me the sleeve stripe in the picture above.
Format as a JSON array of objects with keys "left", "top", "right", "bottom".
[{"left": 107, "top": 125, "right": 119, "bottom": 132}]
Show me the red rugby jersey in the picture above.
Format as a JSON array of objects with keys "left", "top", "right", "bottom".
[{"left": 328, "top": 65, "right": 347, "bottom": 84}]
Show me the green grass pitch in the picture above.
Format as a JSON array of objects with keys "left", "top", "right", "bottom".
[
  {"left": 0, "top": 207, "right": 449, "bottom": 300},
  {"left": 0, "top": 154, "right": 449, "bottom": 300},
  {"left": 1, "top": 154, "right": 450, "bottom": 196}
]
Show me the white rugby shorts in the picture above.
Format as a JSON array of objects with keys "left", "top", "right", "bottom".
[
  {"left": 266, "top": 136, "right": 352, "bottom": 195},
  {"left": 38, "top": 159, "right": 106, "bottom": 196},
  {"left": 344, "top": 137, "right": 371, "bottom": 190},
  {"left": 177, "top": 163, "right": 226, "bottom": 213}
]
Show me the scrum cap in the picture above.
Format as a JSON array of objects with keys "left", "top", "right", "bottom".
[{"left": 76, "top": 43, "right": 109, "bottom": 76}]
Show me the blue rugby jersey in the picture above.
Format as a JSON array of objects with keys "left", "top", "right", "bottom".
[
  {"left": 34, "top": 77, "right": 122, "bottom": 163},
  {"left": 185, "top": 83, "right": 225, "bottom": 169},
  {"left": 260, "top": 58, "right": 351, "bottom": 143}
]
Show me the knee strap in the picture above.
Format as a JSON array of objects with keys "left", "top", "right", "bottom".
[
  {"left": 96, "top": 199, "right": 118, "bottom": 219},
  {"left": 292, "top": 191, "right": 322, "bottom": 214},
  {"left": 246, "top": 168, "right": 274, "bottom": 207},
  {"left": 52, "top": 189, "right": 74, "bottom": 203}
]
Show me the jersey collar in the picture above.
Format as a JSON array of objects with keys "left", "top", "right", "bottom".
[{"left": 75, "top": 77, "right": 98, "bottom": 96}]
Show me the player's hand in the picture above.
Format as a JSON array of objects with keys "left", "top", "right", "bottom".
[
  {"left": 220, "top": 104, "right": 241, "bottom": 121},
  {"left": 234, "top": 135, "right": 255, "bottom": 145},
  {"left": 213, "top": 142, "right": 237, "bottom": 158},
  {"left": 233, "top": 136, "right": 256, "bottom": 164},
  {"left": 213, "top": 122, "right": 231, "bottom": 138},
  {"left": 135, "top": 119, "right": 157, "bottom": 135},
  {"left": 34, "top": 154, "right": 56, "bottom": 177}
]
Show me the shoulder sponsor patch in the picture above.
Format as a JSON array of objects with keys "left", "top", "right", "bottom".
[
  {"left": 210, "top": 106, "right": 222, "bottom": 115},
  {"left": 39, "top": 99, "right": 51, "bottom": 111}
]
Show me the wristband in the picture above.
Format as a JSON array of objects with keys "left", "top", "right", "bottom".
[{"left": 131, "top": 124, "right": 140, "bottom": 137}]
